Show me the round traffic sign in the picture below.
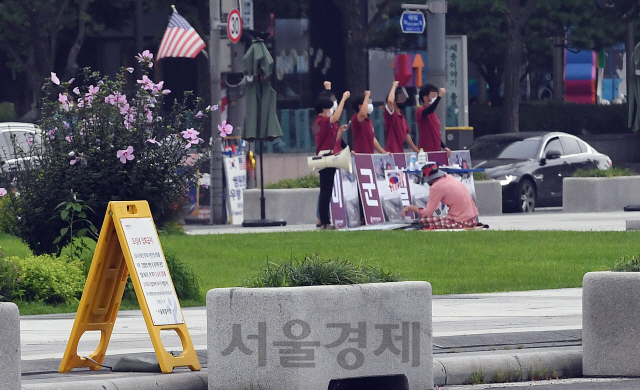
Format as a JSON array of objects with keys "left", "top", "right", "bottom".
[{"left": 227, "top": 9, "right": 243, "bottom": 44}]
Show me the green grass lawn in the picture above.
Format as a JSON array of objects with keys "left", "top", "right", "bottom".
[{"left": 3, "top": 230, "right": 639, "bottom": 314}]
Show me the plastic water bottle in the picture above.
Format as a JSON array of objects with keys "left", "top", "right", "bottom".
[
  {"left": 417, "top": 148, "right": 427, "bottom": 167},
  {"left": 409, "top": 153, "right": 417, "bottom": 171}
]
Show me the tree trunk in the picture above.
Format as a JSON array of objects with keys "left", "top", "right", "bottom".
[
  {"left": 501, "top": 0, "right": 537, "bottom": 133},
  {"left": 552, "top": 35, "right": 565, "bottom": 103}
]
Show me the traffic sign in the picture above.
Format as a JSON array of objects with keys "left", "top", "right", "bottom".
[
  {"left": 227, "top": 9, "right": 243, "bottom": 44},
  {"left": 400, "top": 11, "right": 425, "bottom": 34}
]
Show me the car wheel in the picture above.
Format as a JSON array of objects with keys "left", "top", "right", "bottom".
[{"left": 517, "top": 179, "right": 536, "bottom": 212}]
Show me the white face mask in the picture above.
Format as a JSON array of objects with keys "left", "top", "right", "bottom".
[
  {"left": 429, "top": 97, "right": 437, "bottom": 105},
  {"left": 328, "top": 107, "right": 336, "bottom": 116},
  {"left": 332, "top": 101, "right": 338, "bottom": 111},
  {"left": 367, "top": 103, "right": 374, "bottom": 115}
]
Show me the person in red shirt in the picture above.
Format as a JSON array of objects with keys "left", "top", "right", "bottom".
[
  {"left": 416, "top": 84, "right": 451, "bottom": 157},
  {"left": 384, "top": 81, "right": 419, "bottom": 154},
  {"left": 350, "top": 91, "right": 387, "bottom": 154},
  {"left": 312, "top": 90, "right": 350, "bottom": 229},
  {"left": 401, "top": 163, "right": 478, "bottom": 229}
]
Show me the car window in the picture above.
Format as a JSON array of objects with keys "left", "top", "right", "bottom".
[
  {"left": 543, "top": 138, "right": 563, "bottom": 156},
  {"left": 470, "top": 138, "right": 541, "bottom": 160},
  {"left": 560, "top": 136, "right": 582, "bottom": 155},
  {"left": 1, "top": 131, "right": 37, "bottom": 160},
  {"left": 576, "top": 139, "right": 588, "bottom": 153}
]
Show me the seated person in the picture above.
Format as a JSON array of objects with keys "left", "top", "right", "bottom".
[{"left": 401, "top": 163, "right": 478, "bottom": 229}]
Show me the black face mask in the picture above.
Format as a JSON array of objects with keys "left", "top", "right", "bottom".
[{"left": 397, "top": 101, "right": 407, "bottom": 110}]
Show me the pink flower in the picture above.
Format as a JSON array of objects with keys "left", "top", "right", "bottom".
[
  {"left": 73, "top": 87, "right": 80, "bottom": 95},
  {"left": 213, "top": 104, "right": 219, "bottom": 111},
  {"left": 147, "top": 138, "right": 160, "bottom": 145},
  {"left": 195, "top": 111, "right": 203, "bottom": 118},
  {"left": 137, "top": 75, "right": 154, "bottom": 90},
  {"left": 51, "top": 72, "right": 60, "bottom": 85},
  {"left": 58, "top": 93, "right": 69, "bottom": 111},
  {"left": 27, "top": 136, "right": 33, "bottom": 146},
  {"left": 47, "top": 129, "right": 57, "bottom": 139},
  {"left": 0, "top": 188, "right": 6, "bottom": 197},
  {"left": 126, "top": 67, "right": 134, "bottom": 73},
  {"left": 88, "top": 85, "right": 99, "bottom": 95},
  {"left": 218, "top": 120, "right": 233, "bottom": 137},
  {"left": 181, "top": 128, "right": 200, "bottom": 140},
  {"left": 137, "top": 50, "right": 153, "bottom": 62},
  {"left": 68, "top": 78, "right": 75, "bottom": 84},
  {"left": 116, "top": 146, "right": 135, "bottom": 164},
  {"left": 65, "top": 135, "right": 73, "bottom": 142}
]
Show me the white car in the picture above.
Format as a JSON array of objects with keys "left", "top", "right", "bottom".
[{"left": 0, "top": 122, "right": 42, "bottom": 176}]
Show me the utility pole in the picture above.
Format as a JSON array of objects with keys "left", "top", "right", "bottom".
[
  {"left": 401, "top": 1, "right": 447, "bottom": 143},
  {"left": 209, "top": 0, "right": 224, "bottom": 224},
  {"left": 426, "top": 0, "right": 447, "bottom": 144}
]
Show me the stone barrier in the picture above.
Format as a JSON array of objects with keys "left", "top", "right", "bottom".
[
  {"left": 244, "top": 188, "right": 319, "bottom": 225},
  {"left": 563, "top": 176, "right": 640, "bottom": 212},
  {"left": 583, "top": 271, "right": 640, "bottom": 376},
  {"left": 207, "top": 282, "right": 432, "bottom": 390},
  {"left": 0, "top": 302, "right": 20, "bottom": 390},
  {"left": 474, "top": 180, "right": 502, "bottom": 215}
]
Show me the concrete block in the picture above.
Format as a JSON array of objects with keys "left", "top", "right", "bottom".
[
  {"left": 243, "top": 188, "right": 319, "bottom": 224},
  {"left": 207, "top": 282, "right": 433, "bottom": 390},
  {"left": 583, "top": 271, "right": 640, "bottom": 376},
  {"left": 563, "top": 177, "right": 640, "bottom": 212},
  {"left": 474, "top": 180, "right": 502, "bottom": 216},
  {"left": 626, "top": 220, "right": 640, "bottom": 231},
  {"left": 0, "top": 302, "right": 20, "bottom": 390}
]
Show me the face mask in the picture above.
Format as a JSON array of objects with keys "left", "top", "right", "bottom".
[
  {"left": 429, "top": 97, "right": 437, "bottom": 105},
  {"left": 367, "top": 103, "right": 374, "bottom": 115},
  {"left": 329, "top": 107, "right": 336, "bottom": 116},
  {"left": 332, "top": 101, "right": 338, "bottom": 111}
]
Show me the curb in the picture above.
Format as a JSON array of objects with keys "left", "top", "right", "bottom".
[
  {"left": 21, "top": 371, "right": 207, "bottom": 390},
  {"left": 22, "top": 351, "right": 582, "bottom": 389},
  {"left": 434, "top": 350, "right": 582, "bottom": 386}
]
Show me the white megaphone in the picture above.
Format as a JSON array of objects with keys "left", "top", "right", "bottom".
[{"left": 307, "top": 146, "right": 353, "bottom": 173}]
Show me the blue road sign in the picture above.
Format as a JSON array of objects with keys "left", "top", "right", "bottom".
[{"left": 400, "top": 11, "right": 425, "bottom": 34}]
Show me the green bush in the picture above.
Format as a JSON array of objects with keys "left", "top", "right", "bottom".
[
  {"left": 473, "top": 171, "right": 490, "bottom": 181},
  {"left": 10, "top": 254, "right": 85, "bottom": 304},
  {"left": 470, "top": 102, "right": 631, "bottom": 138},
  {"left": 244, "top": 254, "right": 401, "bottom": 287},
  {"left": 0, "top": 248, "right": 21, "bottom": 301},
  {"left": 573, "top": 167, "right": 635, "bottom": 177},
  {"left": 2, "top": 51, "right": 214, "bottom": 256},
  {"left": 610, "top": 255, "right": 640, "bottom": 272},
  {"left": 266, "top": 173, "right": 320, "bottom": 189}
]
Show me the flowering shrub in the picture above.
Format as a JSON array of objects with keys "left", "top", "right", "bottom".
[{"left": 2, "top": 50, "right": 216, "bottom": 255}]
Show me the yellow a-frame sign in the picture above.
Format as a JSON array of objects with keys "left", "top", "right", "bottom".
[{"left": 59, "top": 201, "right": 200, "bottom": 374}]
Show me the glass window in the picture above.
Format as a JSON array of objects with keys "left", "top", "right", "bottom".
[
  {"left": 576, "top": 139, "right": 588, "bottom": 153},
  {"left": 560, "top": 136, "right": 582, "bottom": 155},
  {"left": 470, "top": 137, "right": 541, "bottom": 160},
  {"left": 543, "top": 138, "right": 563, "bottom": 156}
]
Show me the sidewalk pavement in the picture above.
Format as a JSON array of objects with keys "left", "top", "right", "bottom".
[{"left": 18, "top": 209, "right": 640, "bottom": 389}]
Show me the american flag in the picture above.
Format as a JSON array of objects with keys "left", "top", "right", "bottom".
[{"left": 157, "top": 10, "right": 206, "bottom": 60}]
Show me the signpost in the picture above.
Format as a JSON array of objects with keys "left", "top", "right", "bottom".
[
  {"left": 227, "top": 9, "right": 242, "bottom": 44},
  {"left": 400, "top": 11, "right": 425, "bottom": 34},
  {"left": 59, "top": 201, "right": 200, "bottom": 374}
]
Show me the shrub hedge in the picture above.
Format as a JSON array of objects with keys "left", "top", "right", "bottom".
[{"left": 470, "top": 102, "right": 630, "bottom": 138}]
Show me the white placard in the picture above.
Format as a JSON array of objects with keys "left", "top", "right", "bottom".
[
  {"left": 120, "top": 218, "right": 184, "bottom": 326},
  {"left": 224, "top": 155, "right": 246, "bottom": 225}
]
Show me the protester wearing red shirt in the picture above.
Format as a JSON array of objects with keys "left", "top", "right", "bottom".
[
  {"left": 350, "top": 91, "right": 387, "bottom": 154},
  {"left": 402, "top": 163, "right": 478, "bottom": 229},
  {"left": 416, "top": 84, "right": 451, "bottom": 157},
  {"left": 384, "top": 81, "right": 419, "bottom": 153},
  {"left": 312, "top": 90, "right": 350, "bottom": 229}
]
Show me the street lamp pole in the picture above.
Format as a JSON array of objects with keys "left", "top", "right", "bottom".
[
  {"left": 426, "top": 0, "right": 447, "bottom": 145},
  {"left": 209, "top": 0, "right": 224, "bottom": 224}
]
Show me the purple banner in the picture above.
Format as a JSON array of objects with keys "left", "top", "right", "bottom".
[{"left": 354, "top": 154, "right": 385, "bottom": 225}]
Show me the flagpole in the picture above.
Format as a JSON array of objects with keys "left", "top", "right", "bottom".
[{"left": 209, "top": 0, "right": 224, "bottom": 224}]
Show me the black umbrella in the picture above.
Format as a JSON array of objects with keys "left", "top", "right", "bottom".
[{"left": 241, "top": 39, "right": 286, "bottom": 227}]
